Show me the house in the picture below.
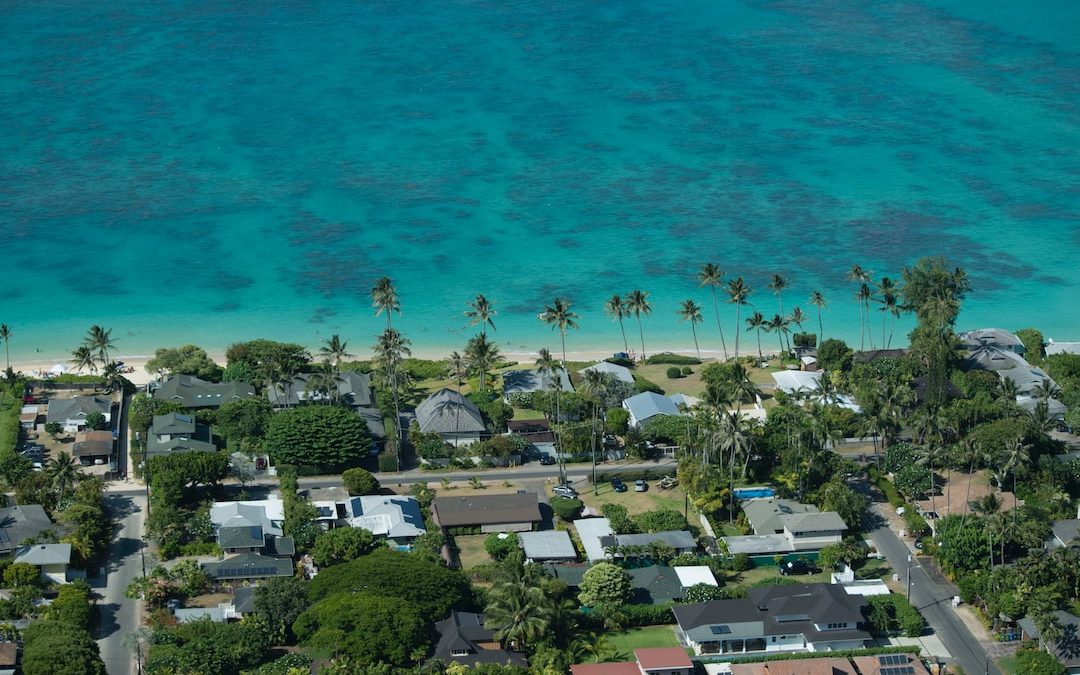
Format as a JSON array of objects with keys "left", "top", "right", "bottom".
[
  {"left": 602, "top": 531, "right": 697, "bottom": 556},
  {"left": 772, "top": 370, "right": 821, "bottom": 395},
  {"left": 502, "top": 367, "right": 573, "bottom": 398},
  {"left": 1016, "top": 395, "right": 1068, "bottom": 421},
  {"left": 672, "top": 583, "right": 870, "bottom": 656},
  {"left": 669, "top": 393, "right": 703, "bottom": 410},
  {"left": 345, "top": 495, "right": 426, "bottom": 548},
  {"left": 724, "top": 509, "right": 846, "bottom": 558},
  {"left": 623, "top": 392, "right": 681, "bottom": 429},
  {"left": 14, "top": 543, "right": 72, "bottom": 584},
  {"left": 201, "top": 553, "right": 294, "bottom": 581},
  {"left": 430, "top": 611, "right": 528, "bottom": 669},
  {"left": 1048, "top": 516, "right": 1080, "bottom": 550},
  {"left": 850, "top": 653, "right": 931, "bottom": 675},
  {"left": 153, "top": 374, "right": 256, "bottom": 409},
  {"left": 416, "top": 388, "right": 487, "bottom": 446},
  {"left": 71, "top": 430, "right": 114, "bottom": 464},
  {"left": 146, "top": 412, "right": 216, "bottom": 458},
  {"left": 46, "top": 396, "right": 111, "bottom": 433},
  {"left": 575, "top": 517, "right": 615, "bottom": 562},
  {"left": 1019, "top": 611, "right": 1080, "bottom": 674},
  {"left": 729, "top": 656, "right": 856, "bottom": 675},
  {"left": 742, "top": 498, "right": 819, "bottom": 535},
  {"left": 580, "top": 361, "right": 635, "bottom": 385},
  {"left": 19, "top": 404, "right": 41, "bottom": 430},
  {"left": 572, "top": 647, "right": 693, "bottom": 675},
  {"left": 0, "top": 505, "right": 58, "bottom": 554},
  {"left": 0, "top": 641, "right": 17, "bottom": 674},
  {"left": 507, "top": 419, "right": 558, "bottom": 460},
  {"left": 518, "top": 530, "right": 577, "bottom": 562},
  {"left": 210, "top": 497, "right": 293, "bottom": 557},
  {"left": 674, "top": 566, "right": 718, "bottom": 589},
  {"left": 267, "top": 371, "right": 386, "bottom": 438},
  {"left": 1046, "top": 340, "right": 1080, "bottom": 357},
  {"left": 959, "top": 328, "right": 1025, "bottom": 354},
  {"left": 544, "top": 564, "right": 686, "bottom": 604},
  {"left": 174, "top": 606, "right": 228, "bottom": 623},
  {"left": 231, "top": 586, "right": 256, "bottom": 618},
  {"left": 431, "top": 493, "right": 541, "bottom": 533}
]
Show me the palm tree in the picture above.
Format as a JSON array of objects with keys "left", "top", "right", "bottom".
[
  {"left": 625, "top": 290, "right": 651, "bottom": 360},
  {"left": 726, "top": 362, "right": 757, "bottom": 414},
  {"left": 745, "top": 312, "right": 767, "bottom": 362},
  {"left": 789, "top": 306, "right": 807, "bottom": 334},
  {"left": 306, "top": 360, "right": 340, "bottom": 404},
  {"left": 465, "top": 294, "right": 496, "bottom": 336},
  {"left": 465, "top": 333, "right": 500, "bottom": 392},
  {"left": 572, "top": 631, "right": 618, "bottom": 663},
  {"left": 102, "top": 361, "right": 127, "bottom": 393},
  {"left": 539, "top": 298, "right": 580, "bottom": 364},
  {"left": 697, "top": 263, "right": 729, "bottom": 359},
  {"left": 578, "top": 370, "right": 612, "bottom": 492},
  {"left": 716, "top": 409, "right": 751, "bottom": 521},
  {"left": 856, "top": 283, "right": 876, "bottom": 350},
  {"left": 767, "top": 314, "right": 791, "bottom": 363},
  {"left": 725, "top": 277, "right": 751, "bottom": 359},
  {"left": 809, "top": 290, "right": 826, "bottom": 344},
  {"left": 317, "top": 334, "right": 352, "bottom": 375},
  {"left": 0, "top": 323, "right": 10, "bottom": 375},
  {"left": 447, "top": 351, "right": 466, "bottom": 388},
  {"left": 484, "top": 583, "right": 551, "bottom": 651},
  {"left": 846, "top": 266, "right": 871, "bottom": 350},
  {"left": 70, "top": 345, "right": 95, "bottom": 374},
  {"left": 48, "top": 451, "right": 81, "bottom": 507},
  {"left": 371, "top": 277, "right": 400, "bottom": 329},
  {"left": 1031, "top": 378, "right": 1062, "bottom": 402},
  {"left": 1003, "top": 436, "right": 1030, "bottom": 529},
  {"left": 678, "top": 299, "right": 704, "bottom": 359},
  {"left": 604, "top": 295, "right": 631, "bottom": 354},
  {"left": 876, "top": 277, "right": 901, "bottom": 348},
  {"left": 84, "top": 325, "right": 115, "bottom": 366},
  {"left": 768, "top": 273, "right": 788, "bottom": 321},
  {"left": 373, "top": 328, "right": 411, "bottom": 447},
  {"left": 535, "top": 346, "right": 565, "bottom": 482}
]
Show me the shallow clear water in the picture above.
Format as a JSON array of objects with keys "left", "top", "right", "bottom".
[{"left": 2, "top": 0, "right": 1078, "bottom": 359}]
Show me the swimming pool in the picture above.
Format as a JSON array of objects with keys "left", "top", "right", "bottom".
[{"left": 733, "top": 487, "right": 775, "bottom": 500}]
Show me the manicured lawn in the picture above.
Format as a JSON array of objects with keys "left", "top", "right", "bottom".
[
  {"left": 733, "top": 565, "right": 832, "bottom": 587},
  {"left": 996, "top": 655, "right": 1017, "bottom": 675},
  {"left": 634, "top": 363, "right": 707, "bottom": 397},
  {"left": 606, "top": 625, "right": 681, "bottom": 655},
  {"left": 511, "top": 407, "right": 547, "bottom": 420},
  {"left": 856, "top": 558, "right": 893, "bottom": 580},
  {"left": 452, "top": 534, "right": 492, "bottom": 570},
  {"left": 577, "top": 481, "right": 692, "bottom": 520}
]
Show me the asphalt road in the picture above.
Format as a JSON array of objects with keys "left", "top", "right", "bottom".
[
  {"left": 863, "top": 503, "right": 999, "bottom": 675},
  {"left": 96, "top": 492, "right": 148, "bottom": 675}
]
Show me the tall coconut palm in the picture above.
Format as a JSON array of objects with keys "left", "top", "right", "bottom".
[
  {"left": 447, "top": 351, "right": 466, "bottom": 388},
  {"left": 716, "top": 410, "right": 752, "bottom": 521},
  {"left": 856, "top": 282, "right": 876, "bottom": 350},
  {"left": 84, "top": 325, "right": 115, "bottom": 366},
  {"left": 317, "top": 334, "right": 352, "bottom": 375},
  {"left": 535, "top": 346, "right": 565, "bottom": 482},
  {"left": 809, "top": 290, "right": 826, "bottom": 344},
  {"left": 0, "top": 323, "right": 11, "bottom": 375},
  {"left": 373, "top": 328, "right": 411, "bottom": 446},
  {"left": 371, "top": 277, "right": 400, "bottom": 329},
  {"left": 727, "top": 362, "right": 757, "bottom": 414},
  {"left": 48, "top": 451, "right": 81, "bottom": 507},
  {"left": 625, "top": 290, "right": 651, "bottom": 360},
  {"left": 768, "top": 274, "right": 788, "bottom": 321},
  {"left": 725, "top": 277, "right": 751, "bottom": 359},
  {"left": 70, "top": 346, "right": 95, "bottom": 374},
  {"left": 465, "top": 333, "right": 500, "bottom": 392},
  {"left": 767, "top": 314, "right": 791, "bottom": 363},
  {"left": 789, "top": 307, "right": 807, "bottom": 335},
  {"left": 876, "top": 277, "right": 900, "bottom": 349},
  {"left": 697, "top": 263, "right": 729, "bottom": 359},
  {"left": 306, "top": 360, "right": 341, "bottom": 404},
  {"left": 572, "top": 631, "right": 619, "bottom": 664},
  {"left": 677, "top": 299, "right": 704, "bottom": 359},
  {"left": 604, "top": 295, "right": 631, "bottom": 354},
  {"left": 539, "top": 298, "right": 580, "bottom": 364},
  {"left": 1031, "top": 378, "right": 1062, "bottom": 402},
  {"left": 846, "top": 265, "right": 871, "bottom": 350},
  {"left": 484, "top": 582, "right": 551, "bottom": 651},
  {"left": 465, "top": 294, "right": 497, "bottom": 336},
  {"left": 745, "top": 311, "right": 767, "bottom": 362},
  {"left": 578, "top": 370, "right": 612, "bottom": 491},
  {"left": 102, "top": 361, "right": 127, "bottom": 393}
]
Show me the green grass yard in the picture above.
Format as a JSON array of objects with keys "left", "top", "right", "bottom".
[
  {"left": 451, "top": 534, "right": 491, "bottom": 570},
  {"left": 577, "top": 481, "right": 692, "bottom": 520},
  {"left": 733, "top": 565, "right": 832, "bottom": 587},
  {"left": 606, "top": 625, "right": 682, "bottom": 655}
]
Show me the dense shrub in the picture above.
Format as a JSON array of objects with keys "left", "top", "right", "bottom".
[
  {"left": 884, "top": 442, "right": 922, "bottom": 474},
  {"left": 868, "top": 594, "right": 925, "bottom": 637},
  {"left": 484, "top": 532, "right": 519, "bottom": 560},
  {"left": 605, "top": 407, "right": 630, "bottom": 434},
  {"left": 602, "top": 504, "right": 638, "bottom": 534},
  {"left": 342, "top": 467, "right": 380, "bottom": 495},
  {"left": 645, "top": 353, "right": 701, "bottom": 365},
  {"left": 620, "top": 602, "right": 676, "bottom": 625},
  {"left": 666, "top": 367, "right": 683, "bottom": 379},
  {"left": 633, "top": 376, "right": 664, "bottom": 394},
  {"left": 551, "top": 497, "right": 583, "bottom": 521}
]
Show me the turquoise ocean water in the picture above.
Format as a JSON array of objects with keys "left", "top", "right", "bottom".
[{"left": 1, "top": 0, "right": 1078, "bottom": 361}]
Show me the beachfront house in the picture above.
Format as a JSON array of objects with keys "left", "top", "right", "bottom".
[
  {"left": 416, "top": 388, "right": 487, "bottom": 446},
  {"left": 153, "top": 374, "right": 256, "bottom": 409},
  {"left": 1046, "top": 340, "right": 1080, "bottom": 357},
  {"left": 579, "top": 361, "right": 635, "bottom": 385},
  {"left": 502, "top": 367, "right": 573, "bottom": 400},
  {"left": 622, "top": 391, "right": 681, "bottom": 429},
  {"left": 958, "top": 328, "right": 1026, "bottom": 355},
  {"left": 146, "top": 412, "right": 216, "bottom": 459},
  {"left": 46, "top": 396, "right": 112, "bottom": 433},
  {"left": 672, "top": 583, "right": 870, "bottom": 656},
  {"left": 771, "top": 371, "right": 860, "bottom": 412},
  {"left": 266, "top": 371, "right": 385, "bottom": 439}
]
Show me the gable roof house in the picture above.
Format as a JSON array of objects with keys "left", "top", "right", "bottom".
[
  {"left": 518, "top": 530, "right": 577, "bottom": 562},
  {"left": 1048, "top": 516, "right": 1080, "bottom": 550},
  {"left": 1019, "top": 610, "right": 1080, "bottom": 674},
  {"left": 580, "top": 361, "right": 635, "bottom": 384},
  {"left": 959, "top": 328, "right": 1026, "bottom": 354},
  {"left": 209, "top": 497, "right": 294, "bottom": 562},
  {"left": 146, "top": 412, "right": 216, "bottom": 458},
  {"left": 431, "top": 611, "right": 528, "bottom": 669},
  {"left": 15, "top": 543, "right": 73, "bottom": 584},
  {"left": 267, "top": 371, "right": 385, "bottom": 439},
  {"left": 345, "top": 495, "right": 426, "bottom": 547},
  {"left": 724, "top": 502, "right": 847, "bottom": 557},
  {"left": 572, "top": 647, "right": 693, "bottom": 675},
  {"left": 502, "top": 368, "right": 573, "bottom": 398},
  {"left": 673, "top": 583, "right": 870, "bottom": 656},
  {"left": 46, "top": 396, "right": 112, "bottom": 433},
  {"left": 431, "top": 493, "right": 542, "bottom": 533},
  {"left": 0, "top": 505, "right": 57, "bottom": 555},
  {"left": 201, "top": 553, "right": 294, "bottom": 581},
  {"left": 153, "top": 375, "right": 256, "bottom": 409},
  {"left": 72, "top": 430, "right": 114, "bottom": 463},
  {"left": 623, "top": 392, "right": 681, "bottom": 429},
  {"left": 602, "top": 531, "right": 697, "bottom": 557},
  {"left": 416, "top": 388, "right": 487, "bottom": 446}
]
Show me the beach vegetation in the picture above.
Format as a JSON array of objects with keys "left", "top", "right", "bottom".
[
  {"left": 665, "top": 366, "right": 682, "bottom": 379},
  {"left": 677, "top": 299, "right": 704, "bottom": 359},
  {"left": 697, "top": 262, "right": 729, "bottom": 360},
  {"left": 793, "top": 332, "right": 816, "bottom": 348},
  {"left": 144, "top": 344, "right": 222, "bottom": 380},
  {"left": 605, "top": 294, "right": 632, "bottom": 354},
  {"left": 265, "top": 405, "right": 371, "bottom": 469},
  {"left": 625, "top": 290, "right": 651, "bottom": 360},
  {"left": 643, "top": 352, "right": 700, "bottom": 365},
  {"left": 1014, "top": 327, "right": 1045, "bottom": 364}
]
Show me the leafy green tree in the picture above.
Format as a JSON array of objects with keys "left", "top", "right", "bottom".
[
  {"left": 894, "top": 463, "right": 932, "bottom": 501},
  {"left": 293, "top": 592, "right": 428, "bottom": 668},
  {"left": 48, "top": 581, "right": 92, "bottom": 629},
  {"left": 253, "top": 575, "right": 311, "bottom": 642},
  {"left": 265, "top": 405, "right": 371, "bottom": 468},
  {"left": 1014, "top": 328, "right": 1046, "bottom": 364},
  {"left": 145, "top": 345, "right": 223, "bottom": 380},
  {"left": 484, "top": 532, "right": 520, "bottom": 561},
  {"left": 215, "top": 398, "right": 271, "bottom": 449},
  {"left": 311, "top": 527, "right": 378, "bottom": 567},
  {"left": 813, "top": 480, "right": 868, "bottom": 529},
  {"left": 884, "top": 442, "right": 921, "bottom": 474},
  {"left": 4, "top": 562, "right": 41, "bottom": 588},
  {"left": 21, "top": 620, "right": 105, "bottom": 675},
  {"left": 578, "top": 562, "right": 632, "bottom": 608},
  {"left": 817, "top": 338, "right": 853, "bottom": 372},
  {"left": 550, "top": 497, "right": 583, "bottom": 522},
  {"left": 225, "top": 339, "right": 310, "bottom": 377},
  {"left": 308, "top": 548, "right": 471, "bottom": 617},
  {"left": 684, "top": 583, "right": 727, "bottom": 603},
  {"left": 341, "top": 467, "right": 380, "bottom": 496},
  {"left": 128, "top": 393, "right": 185, "bottom": 434},
  {"left": 83, "top": 412, "right": 107, "bottom": 431},
  {"left": 149, "top": 451, "right": 230, "bottom": 492},
  {"left": 146, "top": 619, "right": 269, "bottom": 675},
  {"left": 635, "top": 509, "right": 688, "bottom": 533},
  {"left": 605, "top": 406, "right": 630, "bottom": 434},
  {"left": 484, "top": 582, "right": 552, "bottom": 651},
  {"left": 1016, "top": 647, "right": 1067, "bottom": 675},
  {"left": 602, "top": 504, "right": 638, "bottom": 534}
]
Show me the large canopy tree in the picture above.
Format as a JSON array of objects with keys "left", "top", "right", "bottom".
[
  {"left": 293, "top": 592, "right": 429, "bottom": 668},
  {"left": 265, "top": 405, "right": 371, "bottom": 468}
]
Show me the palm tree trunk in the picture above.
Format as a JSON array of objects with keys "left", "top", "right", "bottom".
[
  {"left": 618, "top": 318, "right": 628, "bottom": 354},
  {"left": 561, "top": 331, "right": 568, "bottom": 365},
  {"left": 756, "top": 329, "right": 762, "bottom": 362},
  {"left": 734, "top": 306, "right": 741, "bottom": 359},
  {"left": 882, "top": 312, "right": 887, "bottom": 351},
  {"left": 858, "top": 301, "right": 864, "bottom": 351},
  {"left": 691, "top": 323, "right": 700, "bottom": 359},
  {"left": 817, "top": 308, "right": 823, "bottom": 345},
  {"left": 636, "top": 316, "right": 646, "bottom": 360},
  {"left": 711, "top": 288, "right": 728, "bottom": 359}
]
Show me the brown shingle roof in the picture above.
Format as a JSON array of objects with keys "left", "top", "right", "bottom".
[
  {"left": 0, "top": 641, "right": 16, "bottom": 667},
  {"left": 432, "top": 493, "right": 541, "bottom": 527}
]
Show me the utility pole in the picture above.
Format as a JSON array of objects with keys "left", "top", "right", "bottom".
[{"left": 906, "top": 554, "right": 913, "bottom": 601}]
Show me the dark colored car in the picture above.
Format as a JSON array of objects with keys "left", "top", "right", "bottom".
[
  {"left": 612, "top": 478, "right": 627, "bottom": 493},
  {"left": 538, "top": 455, "right": 556, "bottom": 465},
  {"left": 779, "top": 560, "right": 817, "bottom": 576},
  {"left": 255, "top": 457, "right": 267, "bottom": 470}
]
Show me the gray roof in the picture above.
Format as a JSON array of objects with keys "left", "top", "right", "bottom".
[
  {"left": 347, "top": 496, "right": 426, "bottom": 539},
  {"left": 723, "top": 533, "right": 793, "bottom": 555},
  {"left": 580, "top": 361, "right": 635, "bottom": 384},
  {"left": 1015, "top": 395, "right": 1068, "bottom": 419},
  {"left": 267, "top": 371, "right": 375, "bottom": 408},
  {"left": 72, "top": 430, "right": 114, "bottom": 458},
  {"left": 575, "top": 517, "right": 614, "bottom": 562},
  {"left": 233, "top": 586, "right": 256, "bottom": 614},
  {"left": 965, "top": 345, "right": 1028, "bottom": 372},
  {"left": 959, "top": 328, "right": 1025, "bottom": 353},
  {"left": 1046, "top": 341, "right": 1080, "bottom": 356},
  {"left": 46, "top": 396, "right": 110, "bottom": 424},
  {"left": 673, "top": 583, "right": 868, "bottom": 638},
  {"left": 14, "top": 543, "right": 71, "bottom": 566},
  {"left": 611, "top": 530, "right": 696, "bottom": 551},
  {"left": 356, "top": 406, "right": 387, "bottom": 439},
  {"left": 623, "top": 392, "right": 680, "bottom": 424},
  {"left": 518, "top": 531, "right": 576, "bottom": 560},
  {"left": 432, "top": 493, "right": 541, "bottom": 528},
  {"left": 431, "top": 611, "right": 528, "bottom": 668},
  {"left": 174, "top": 606, "right": 226, "bottom": 623},
  {"left": 781, "top": 512, "right": 848, "bottom": 534},
  {"left": 218, "top": 525, "right": 265, "bottom": 549},
  {"left": 998, "top": 364, "right": 1056, "bottom": 395},
  {"left": 154, "top": 375, "right": 255, "bottom": 408},
  {"left": 151, "top": 412, "right": 197, "bottom": 435},
  {"left": 0, "top": 505, "right": 55, "bottom": 552},
  {"left": 502, "top": 368, "right": 573, "bottom": 395},
  {"left": 1050, "top": 519, "right": 1080, "bottom": 549},
  {"left": 743, "top": 498, "right": 819, "bottom": 535},
  {"left": 202, "top": 553, "right": 293, "bottom": 580},
  {"left": 146, "top": 437, "right": 217, "bottom": 458},
  {"left": 211, "top": 501, "right": 283, "bottom": 537},
  {"left": 628, "top": 565, "right": 685, "bottom": 604},
  {"left": 415, "top": 388, "right": 486, "bottom": 435},
  {"left": 1018, "top": 611, "right": 1080, "bottom": 668}
]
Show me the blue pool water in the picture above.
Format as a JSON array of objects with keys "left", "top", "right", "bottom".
[
  {"left": 1, "top": 0, "right": 1078, "bottom": 360},
  {"left": 734, "top": 487, "right": 776, "bottom": 500}
]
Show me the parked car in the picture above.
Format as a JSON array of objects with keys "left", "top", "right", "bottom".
[
  {"left": 255, "top": 457, "right": 267, "bottom": 470},
  {"left": 634, "top": 479, "right": 648, "bottom": 492},
  {"left": 779, "top": 560, "right": 817, "bottom": 576},
  {"left": 553, "top": 484, "right": 578, "bottom": 498},
  {"left": 611, "top": 478, "right": 627, "bottom": 493},
  {"left": 538, "top": 455, "right": 556, "bottom": 465}
]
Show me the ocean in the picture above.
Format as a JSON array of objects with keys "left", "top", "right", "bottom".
[{"left": 2, "top": 0, "right": 1078, "bottom": 361}]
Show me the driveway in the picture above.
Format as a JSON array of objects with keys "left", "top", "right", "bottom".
[{"left": 96, "top": 492, "right": 148, "bottom": 675}]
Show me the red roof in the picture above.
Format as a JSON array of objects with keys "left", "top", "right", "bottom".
[
  {"left": 634, "top": 647, "right": 693, "bottom": 670},
  {"left": 570, "top": 663, "right": 640, "bottom": 675}
]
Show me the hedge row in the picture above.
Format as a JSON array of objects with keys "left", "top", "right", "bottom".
[
  {"left": 644, "top": 353, "right": 702, "bottom": 365},
  {"left": 868, "top": 467, "right": 905, "bottom": 508}
]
